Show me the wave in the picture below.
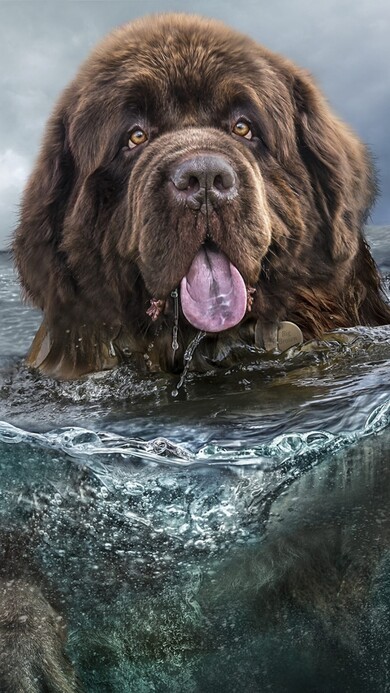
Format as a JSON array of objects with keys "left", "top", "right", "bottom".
[{"left": 1, "top": 399, "right": 389, "bottom": 471}]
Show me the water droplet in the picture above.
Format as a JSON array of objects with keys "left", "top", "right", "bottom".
[{"left": 174, "top": 331, "right": 206, "bottom": 394}]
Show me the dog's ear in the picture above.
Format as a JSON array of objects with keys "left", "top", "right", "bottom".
[
  {"left": 13, "top": 103, "right": 77, "bottom": 319},
  {"left": 292, "top": 70, "right": 377, "bottom": 262},
  {"left": 292, "top": 70, "right": 390, "bottom": 326}
]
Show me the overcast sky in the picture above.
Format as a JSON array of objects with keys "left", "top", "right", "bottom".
[{"left": 0, "top": 0, "right": 389, "bottom": 249}]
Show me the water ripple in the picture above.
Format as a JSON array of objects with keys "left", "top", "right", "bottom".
[{"left": 1, "top": 399, "right": 389, "bottom": 470}]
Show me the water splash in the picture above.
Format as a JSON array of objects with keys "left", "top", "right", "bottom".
[
  {"left": 171, "top": 330, "right": 207, "bottom": 397},
  {"left": 1, "top": 399, "right": 389, "bottom": 470},
  {"left": 0, "top": 399, "right": 389, "bottom": 579},
  {"left": 170, "top": 288, "right": 180, "bottom": 354}
]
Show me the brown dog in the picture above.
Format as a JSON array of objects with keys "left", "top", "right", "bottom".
[
  {"left": 13, "top": 14, "right": 390, "bottom": 379},
  {"left": 3, "top": 14, "right": 390, "bottom": 691}
]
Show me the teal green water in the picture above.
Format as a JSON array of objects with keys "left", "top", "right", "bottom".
[{"left": 0, "top": 228, "right": 389, "bottom": 692}]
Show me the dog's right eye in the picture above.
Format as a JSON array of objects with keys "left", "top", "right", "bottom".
[
  {"left": 128, "top": 127, "right": 148, "bottom": 148},
  {"left": 232, "top": 120, "right": 253, "bottom": 140}
]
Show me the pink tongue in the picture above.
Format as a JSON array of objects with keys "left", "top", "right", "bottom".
[{"left": 180, "top": 246, "right": 247, "bottom": 332}]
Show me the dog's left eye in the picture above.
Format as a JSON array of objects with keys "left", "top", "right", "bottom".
[
  {"left": 232, "top": 120, "right": 253, "bottom": 140},
  {"left": 128, "top": 127, "right": 148, "bottom": 148}
]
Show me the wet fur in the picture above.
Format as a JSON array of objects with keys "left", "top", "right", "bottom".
[
  {"left": 4, "top": 17, "right": 390, "bottom": 685},
  {"left": 13, "top": 14, "right": 390, "bottom": 378}
]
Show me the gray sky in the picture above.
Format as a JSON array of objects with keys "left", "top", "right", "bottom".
[{"left": 0, "top": 0, "right": 389, "bottom": 249}]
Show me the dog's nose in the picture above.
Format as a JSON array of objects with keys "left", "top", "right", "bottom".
[{"left": 170, "top": 155, "right": 237, "bottom": 210}]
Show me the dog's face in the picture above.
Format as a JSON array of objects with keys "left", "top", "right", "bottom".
[
  {"left": 64, "top": 17, "right": 290, "bottom": 329},
  {"left": 14, "top": 14, "right": 389, "bottom": 377}
]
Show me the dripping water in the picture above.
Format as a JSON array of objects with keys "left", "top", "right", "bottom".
[{"left": 172, "top": 330, "right": 207, "bottom": 397}]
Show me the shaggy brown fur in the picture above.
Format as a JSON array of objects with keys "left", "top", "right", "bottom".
[{"left": 13, "top": 14, "right": 390, "bottom": 378}]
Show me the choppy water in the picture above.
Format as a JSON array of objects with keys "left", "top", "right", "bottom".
[{"left": 0, "top": 227, "right": 389, "bottom": 692}]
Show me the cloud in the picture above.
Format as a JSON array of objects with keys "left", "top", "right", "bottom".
[
  {"left": 0, "top": 0, "right": 389, "bottom": 248},
  {"left": 0, "top": 149, "right": 29, "bottom": 192},
  {"left": 0, "top": 149, "right": 30, "bottom": 246}
]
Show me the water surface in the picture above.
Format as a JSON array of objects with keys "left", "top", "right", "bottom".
[{"left": 0, "top": 227, "right": 389, "bottom": 692}]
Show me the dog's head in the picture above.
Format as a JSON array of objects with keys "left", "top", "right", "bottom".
[{"left": 14, "top": 14, "right": 388, "bottom": 376}]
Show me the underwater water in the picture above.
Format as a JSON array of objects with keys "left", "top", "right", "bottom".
[{"left": 0, "top": 227, "right": 390, "bottom": 692}]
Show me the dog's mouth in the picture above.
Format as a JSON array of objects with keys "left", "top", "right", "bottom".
[{"left": 179, "top": 242, "right": 248, "bottom": 332}]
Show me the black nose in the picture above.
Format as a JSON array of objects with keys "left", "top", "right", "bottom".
[{"left": 170, "top": 154, "right": 237, "bottom": 210}]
